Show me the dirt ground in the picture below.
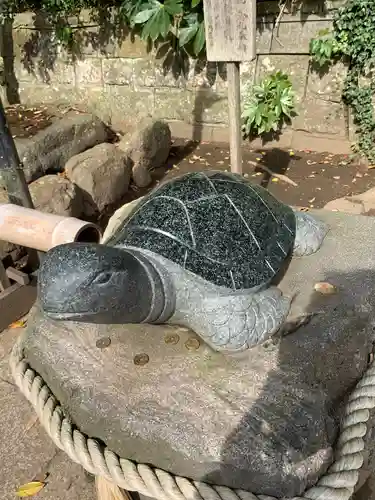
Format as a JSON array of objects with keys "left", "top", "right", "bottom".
[
  {"left": 164, "top": 140, "right": 375, "bottom": 209},
  {"left": 5, "top": 104, "right": 375, "bottom": 209}
]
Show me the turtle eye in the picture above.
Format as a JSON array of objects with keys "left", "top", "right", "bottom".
[{"left": 92, "top": 272, "right": 112, "bottom": 285}]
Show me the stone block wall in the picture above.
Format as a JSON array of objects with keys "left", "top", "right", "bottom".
[{"left": 0, "top": 0, "right": 351, "bottom": 150}]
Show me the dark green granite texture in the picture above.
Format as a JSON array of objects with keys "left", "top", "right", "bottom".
[{"left": 108, "top": 171, "right": 296, "bottom": 289}]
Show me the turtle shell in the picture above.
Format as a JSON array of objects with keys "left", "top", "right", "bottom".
[{"left": 108, "top": 171, "right": 296, "bottom": 290}]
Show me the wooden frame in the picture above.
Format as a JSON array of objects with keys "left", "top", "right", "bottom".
[
  {"left": 202, "top": 0, "right": 257, "bottom": 175},
  {"left": 0, "top": 260, "right": 36, "bottom": 332}
]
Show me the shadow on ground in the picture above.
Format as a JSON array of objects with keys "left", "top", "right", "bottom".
[{"left": 203, "top": 268, "right": 375, "bottom": 497}]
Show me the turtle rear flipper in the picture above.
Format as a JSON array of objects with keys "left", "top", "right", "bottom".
[
  {"left": 293, "top": 211, "right": 329, "bottom": 256},
  {"left": 172, "top": 287, "right": 291, "bottom": 353}
]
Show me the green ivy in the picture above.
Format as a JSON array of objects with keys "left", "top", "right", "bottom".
[
  {"left": 309, "top": 0, "right": 375, "bottom": 163},
  {"left": 241, "top": 71, "right": 296, "bottom": 137},
  {"left": 309, "top": 28, "right": 342, "bottom": 68}
]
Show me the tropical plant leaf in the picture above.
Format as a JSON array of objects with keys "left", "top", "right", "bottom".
[
  {"left": 141, "top": 7, "right": 171, "bottom": 40},
  {"left": 164, "top": 0, "right": 183, "bottom": 15},
  {"left": 242, "top": 70, "right": 296, "bottom": 138},
  {"left": 178, "top": 24, "right": 198, "bottom": 46},
  {"left": 133, "top": 7, "right": 158, "bottom": 24},
  {"left": 192, "top": 21, "right": 205, "bottom": 55}
]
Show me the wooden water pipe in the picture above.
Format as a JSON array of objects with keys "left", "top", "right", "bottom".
[{"left": 0, "top": 203, "right": 101, "bottom": 252}]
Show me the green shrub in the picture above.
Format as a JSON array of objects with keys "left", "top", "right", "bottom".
[{"left": 241, "top": 70, "right": 296, "bottom": 137}]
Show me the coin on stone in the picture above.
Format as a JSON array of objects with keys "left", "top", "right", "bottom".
[
  {"left": 164, "top": 333, "right": 180, "bottom": 345},
  {"left": 96, "top": 337, "right": 111, "bottom": 349},
  {"left": 184, "top": 338, "right": 200, "bottom": 351},
  {"left": 134, "top": 353, "right": 150, "bottom": 366}
]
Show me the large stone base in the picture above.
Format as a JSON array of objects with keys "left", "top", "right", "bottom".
[{"left": 19, "top": 210, "right": 375, "bottom": 497}]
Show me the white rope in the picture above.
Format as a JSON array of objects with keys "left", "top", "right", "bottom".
[{"left": 9, "top": 337, "right": 375, "bottom": 500}]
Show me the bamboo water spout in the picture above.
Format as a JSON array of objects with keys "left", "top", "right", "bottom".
[{"left": 0, "top": 203, "right": 101, "bottom": 252}]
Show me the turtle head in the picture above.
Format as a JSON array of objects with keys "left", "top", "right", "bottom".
[{"left": 38, "top": 243, "right": 169, "bottom": 324}]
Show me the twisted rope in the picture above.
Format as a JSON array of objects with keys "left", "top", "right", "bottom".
[{"left": 9, "top": 337, "right": 375, "bottom": 500}]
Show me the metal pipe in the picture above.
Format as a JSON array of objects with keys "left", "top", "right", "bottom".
[{"left": 0, "top": 203, "right": 101, "bottom": 252}]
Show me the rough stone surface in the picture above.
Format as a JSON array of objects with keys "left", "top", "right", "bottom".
[
  {"left": 118, "top": 118, "right": 171, "bottom": 188},
  {"left": 132, "top": 162, "right": 152, "bottom": 188},
  {"left": 9, "top": 10, "right": 353, "bottom": 145},
  {"left": 324, "top": 187, "right": 375, "bottom": 215},
  {"left": 65, "top": 142, "right": 132, "bottom": 216},
  {"left": 14, "top": 112, "right": 109, "bottom": 184},
  {"left": 29, "top": 175, "right": 84, "bottom": 218},
  {"left": 20, "top": 209, "right": 375, "bottom": 497},
  {"left": 0, "top": 325, "right": 95, "bottom": 500},
  {"left": 324, "top": 197, "right": 366, "bottom": 215}
]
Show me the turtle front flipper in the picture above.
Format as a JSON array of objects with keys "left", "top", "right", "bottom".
[
  {"left": 293, "top": 210, "right": 329, "bottom": 256},
  {"left": 171, "top": 287, "right": 291, "bottom": 353}
]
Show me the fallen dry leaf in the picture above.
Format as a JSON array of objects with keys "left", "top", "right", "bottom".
[
  {"left": 333, "top": 176, "right": 340, "bottom": 180},
  {"left": 368, "top": 164, "right": 375, "bottom": 169},
  {"left": 271, "top": 177, "right": 279, "bottom": 183},
  {"left": 9, "top": 319, "right": 27, "bottom": 329},
  {"left": 16, "top": 481, "right": 45, "bottom": 497},
  {"left": 309, "top": 197, "right": 316, "bottom": 203},
  {"left": 314, "top": 282, "right": 337, "bottom": 295},
  {"left": 289, "top": 151, "right": 295, "bottom": 156}
]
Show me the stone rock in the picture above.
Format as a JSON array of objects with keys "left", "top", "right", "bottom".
[
  {"left": 118, "top": 118, "right": 171, "bottom": 188},
  {"left": 101, "top": 196, "right": 144, "bottom": 242},
  {"left": 132, "top": 162, "right": 152, "bottom": 188},
  {"left": 324, "top": 187, "right": 375, "bottom": 215},
  {"left": 65, "top": 143, "right": 132, "bottom": 216},
  {"left": 29, "top": 175, "right": 84, "bottom": 218},
  {"left": 13, "top": 112, "right": 109, "bottom": 184},
  {"left": 352, "top": 187, "right": 375, "bottom": 213},
  {"left": 20, "top": 209, "right": 375, "bottom": 497},
  {"left": 324, "top": 197, "right": 365, "bottom": 215}
]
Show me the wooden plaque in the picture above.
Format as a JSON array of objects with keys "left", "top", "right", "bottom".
[{"left": 203, "top": 0, "right": 257, "bottom": 62}]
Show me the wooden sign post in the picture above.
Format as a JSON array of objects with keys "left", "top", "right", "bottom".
[{"left": 203, "top": 0, "right": 256, "bottom": 175}]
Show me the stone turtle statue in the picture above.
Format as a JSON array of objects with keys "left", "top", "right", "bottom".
[{"left": 39, "top": 171, "right": 328, "bottom": 353}]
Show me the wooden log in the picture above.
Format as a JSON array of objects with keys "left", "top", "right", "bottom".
[{"left": 6, "top": 266, "right": 30, "bottom": 285}]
